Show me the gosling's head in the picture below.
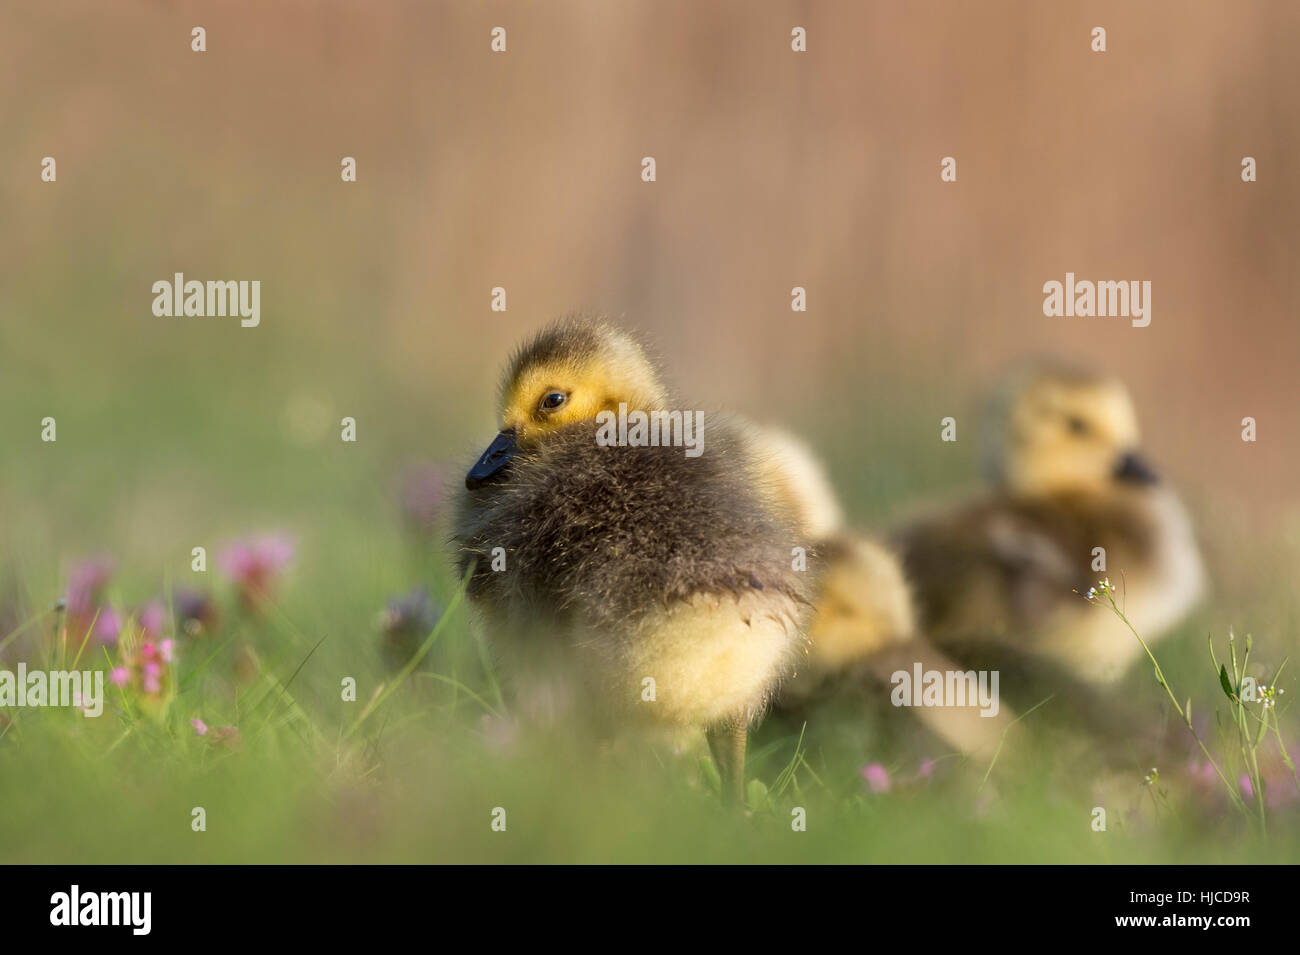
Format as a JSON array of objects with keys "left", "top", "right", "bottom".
[
  {"left": 466, "top": 317, "right": 668, "bottom": 489},
  {"left": 989, "top": 364, "right": 1158, "bottom": 498}
]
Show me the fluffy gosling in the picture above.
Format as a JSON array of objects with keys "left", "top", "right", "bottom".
[
  {"left": 892, "top": 363, "right": 1205, "bottom": 685},
  {"left": 453, "top": 317, "right": 813, "bottom": 804}
]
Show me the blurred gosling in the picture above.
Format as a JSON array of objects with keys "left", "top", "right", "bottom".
[
  {"left": 892, "top": 364, "right": 1205, "bottom": 685},
  {"left": 752, "top": 429, "right": 1013, "bottom": 757}
]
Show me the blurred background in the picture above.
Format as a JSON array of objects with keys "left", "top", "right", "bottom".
[{"left": 1, "top": 1, "right": 1297, "bottom": 862}]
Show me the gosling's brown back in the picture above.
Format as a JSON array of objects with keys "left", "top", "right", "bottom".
[
  {"left": 893, "top": 489, "right": 1160, "bottom": 647},
  {"left": 454, "top": 419, "right": 814, "bottom": 638}
]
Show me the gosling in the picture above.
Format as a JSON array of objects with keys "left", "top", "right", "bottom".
[
  {"left": 453, "top": 317, "right": 814, "bottom": 804},
  {"left": 892, "top": 363, "right": 1205, "bottom": 686},
  {"left": 753, "top": 429, "right": 1012, "bottom": 758}
]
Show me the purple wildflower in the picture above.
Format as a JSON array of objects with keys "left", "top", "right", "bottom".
[
  {"left": 860, "top": 762, "right": 892, "bottom": 793},
  {"left": 65, "top": 557, "right": 116, "bottom": 644},
  {"left": 139, "top": 599, "right": 167, "bottom": 638},
  {"left": 219, "top": 534, "right": 295, "bottom": 609},
  {"left": 92, "top": 607, "right": 122, "bottom": 644}
]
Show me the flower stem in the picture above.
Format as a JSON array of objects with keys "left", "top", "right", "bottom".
[{"left": 1102, "top": 596, "right": 1249, "bottom": 816}]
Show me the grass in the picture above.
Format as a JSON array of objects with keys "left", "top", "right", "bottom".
[
  {"left": 2, "top": 511, "right": 1298, "bottom": 865},
  {"left": 1, "top": 347, "right": 1297, "bottom": 863}
]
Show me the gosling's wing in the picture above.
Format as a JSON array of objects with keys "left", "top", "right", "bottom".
[{"left": 892, "top": 495, "right": 1087, "bottom": 646}]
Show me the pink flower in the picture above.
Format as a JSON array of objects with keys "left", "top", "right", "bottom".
[
  {"left": 109, "top": 667, "right": 129, "bottom": 687},
  {"left": 160, "top": 638, "right": 175, "bottom": 663},
  {"left": 67, "top": 558, "right": 113, "bottom": 618},
  {"left": 142, "top": 660, "right": 162, "bottom": 695},
  {"left": 65, "top": 558, "right": 118, "bottom": 644},
  {"left": 860, "top": 762, "right": 892, "bottom": 793},
  {"left": 139, "top": 600, "right": 166, "bottom": 638},
  {"left": 918, "top": 757, "right": 936, "bottom": 778},
  {"left": 219, "top": 534, "right": 295, "bottom": 609},
  {"left": 92, "top": 607, "right": 122, "bottom": 644},
  {"left": 1239, "top": 775, "right": 1254, "bottom": 800},
  {"left": 191, "top": 718, "right": 208, "bottom": 736}
]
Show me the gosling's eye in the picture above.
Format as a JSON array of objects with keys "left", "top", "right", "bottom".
[
  {"left": 540, "top": 391, "right": 568, "bottom": 411},
  {"left": 1066, "top": 415, "right": 1089, "bottom": 436}
]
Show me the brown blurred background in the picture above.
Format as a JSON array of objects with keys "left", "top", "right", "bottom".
[{"left": 2, "top": 1, "right": 1297, "bottom": 635}]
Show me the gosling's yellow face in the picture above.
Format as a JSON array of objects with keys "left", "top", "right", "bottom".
[
  {"left": 1001, "top": 375, "right": 1156, "bottom": 497},
  {"left": 498, "top": 344, "right": 665, "bottom": 441},
  {"left": 466, "top": 319, "right": 667, "bottom": 489}
]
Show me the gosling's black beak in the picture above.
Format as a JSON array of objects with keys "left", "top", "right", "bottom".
[
  {"left": 1113, "top": 450, "right": 1159, "bottom": 485},
  {"left": 466, "top": 429, "right": 519, "bottom": 489}
]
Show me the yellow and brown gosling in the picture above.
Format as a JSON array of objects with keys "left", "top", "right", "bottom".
[
  {"left": 892, "top": 363, "right": 1205, "bottom": 686},
  {"left": 452, "top": 317, "right": 814, "bottom": 804},
  {"left": 752, "top": 429, "right": 1013, "bottom": 758}
]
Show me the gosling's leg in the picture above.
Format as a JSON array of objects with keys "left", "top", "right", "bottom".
[{"left": 706, "top": 717, "right": 748, "bottom": 808}]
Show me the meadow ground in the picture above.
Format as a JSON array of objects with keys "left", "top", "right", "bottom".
[{"left": 2, "top": 367, "right": 1296, "bottom": 865}]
